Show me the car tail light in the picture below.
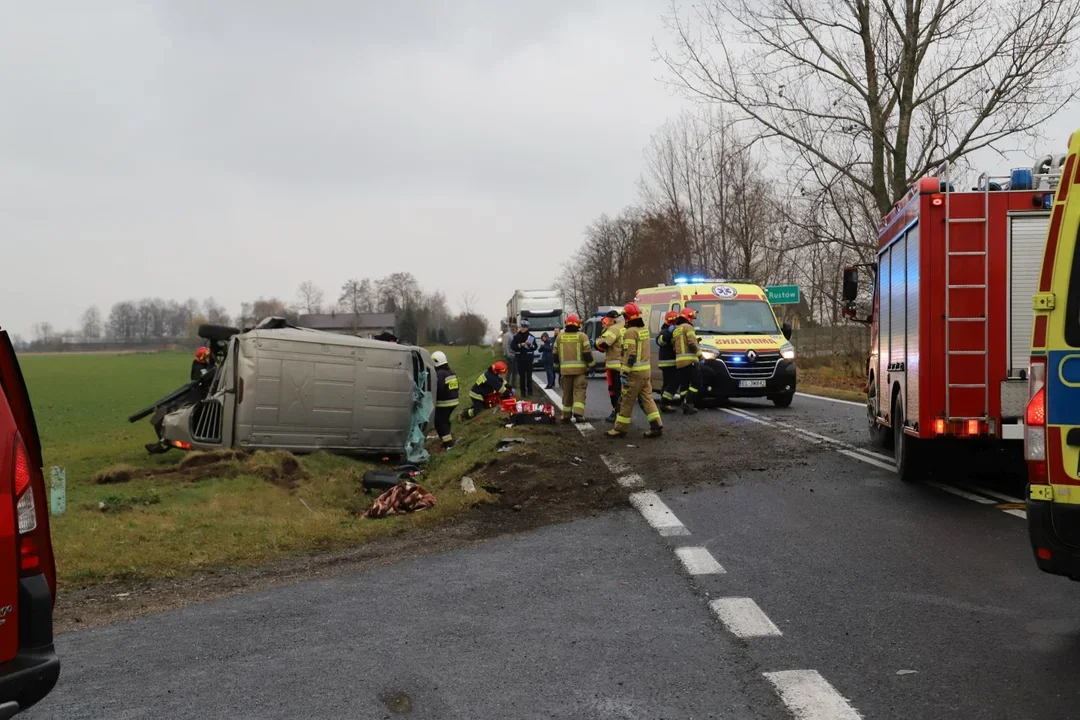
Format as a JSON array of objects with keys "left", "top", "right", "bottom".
[
  {"left": 1026, "top": 358, "right": 1047, "bottom": 478},
  {"left": 12, "top": 434, "right": 40, "bottom": 573}
]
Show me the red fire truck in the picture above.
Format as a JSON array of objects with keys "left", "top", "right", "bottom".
[{"left": 843, "top": 155, "right": 1068, "bottom": 481}]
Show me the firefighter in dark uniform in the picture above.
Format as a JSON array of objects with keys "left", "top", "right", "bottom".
[
  {"left": 657, "top": 310, "right": 679, "bottom": 412},
  {"left": 459, "top": 361, "right": 512, "bottom": 421},
  {"left": 606, "top": 303, "right": 662, "bottom": 439},
  {"left": 191, "top": 347, "right": 214, "bottom": 381},
  {"left": 673, "top": 307, "right": 701, "bottom": 414},
  {"left": 431, "top": 351, "right": 459, "bottom": 449}
]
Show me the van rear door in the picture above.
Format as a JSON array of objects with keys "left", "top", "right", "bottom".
[{"left": 0, "top": 334, "right": 35, "bottom": 662}]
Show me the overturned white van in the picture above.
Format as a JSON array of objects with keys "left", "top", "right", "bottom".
[{"left": 161, "top": 325, "right": 435, "bottom": 461}]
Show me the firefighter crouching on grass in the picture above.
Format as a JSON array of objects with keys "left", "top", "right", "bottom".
[
  {"left": 594, "top": 310, "right": 625, "bottom": 423},
  {"left": 431, "top": 351, "right": 459, "bottom": 449},
  {"left": 607, "top": 303, "right": 663, "bottom": 439},
  {"left": 553, "top": 314, "right": 595, "bottom": 423},
  {"left": 673, "top": 308, "right": 701, "bottom": 415},
  {"left": 459, "top": 361, "right": 513, "bottom": 422},
  {"left": 657, "top": 310, "right": 679, "bottom": 412}
]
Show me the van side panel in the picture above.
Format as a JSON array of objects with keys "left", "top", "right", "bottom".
[{"left": 234, "top": 334, "right": 413, "bottom": 454}]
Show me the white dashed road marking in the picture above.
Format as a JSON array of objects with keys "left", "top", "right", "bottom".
[
  {"left": 532, "top": 373, "right": 592, "bottom": 434},
  {"left": 720, "top": 407, "right": 774, "bottom": 426},
  {"left": 675, "top": 546, "right": 726, "bottom": 575},
  {"left": 601, "top": 454, "right": 631, "bottom": 475},
  {"left": 954, "top": 483, "right": 1023, "bottom": 504},
  {"left": 709, "top": 597, "right": 782, "bottom": 638},
  {"left": 629, "top": 491, "right": 690, "bottom": 536},
  {"left": 926, "top": 480, "right": 997, "bottom": 504},
  {"left": 763, "top": 670, "right": 863, "bottom": 720},
  {"left": 616, "top": 473, "right": 644, "bottom": 488},
  {"left": 836, "top": 448, "right": 896, "bottom": 473}
]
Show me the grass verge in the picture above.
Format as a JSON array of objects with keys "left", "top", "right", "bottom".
[{"left": 20, "top": 345, "right": 516, "bottom": 588}]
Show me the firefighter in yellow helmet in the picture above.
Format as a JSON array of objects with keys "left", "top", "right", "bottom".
[
  {"left": 606, "top": 303, "right": 662, "bottom": 439},
  {"left": 594, "top": 310, "right": 626, "bottom": 423},
  {"left": 553, "top": 313, "right": 595, "bottom": 422},
  {"left": 673, "top": 307, "right": 701, "bottom": 414}
]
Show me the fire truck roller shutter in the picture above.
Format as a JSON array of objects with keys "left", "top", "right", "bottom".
[
  {"left": 889, "top": 234, "right": 907, "bottom": 423},
  {"left": 1008, "top": 213, "right": 1052, "bottom": 379},
  {"left": 906, "top": 225, "right": 920, "bottom": 425},
  {"left": 878, "top": 249, "right": 891, "bottom": 420}
]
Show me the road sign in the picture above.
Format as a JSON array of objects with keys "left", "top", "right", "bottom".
[{"left": 765, "top": 285, "right": 800, "bottom": 305}]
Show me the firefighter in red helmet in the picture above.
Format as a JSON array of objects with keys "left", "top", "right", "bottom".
[
  {"left": 594, "top": 310, "right": 626, "bottom": 422},
  {"left": 191, "top": 346, "right": 214, "bottom": 382},
  {"left": 673, "top": 307, "right": 701, "bottom": 414},
  {"left": 459, "top": 360, "right": 513, "bottom": 421},
  {"left": 553, "top": 313, "right": 595, "bottom": 422},
  {"left": 607, "top": 302, "right": 662, "bottom": 439},
  {"left": 657, "top": 310, "right": 679, "bottom": 412}
]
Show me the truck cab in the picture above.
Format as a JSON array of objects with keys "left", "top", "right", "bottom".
[{"left": 1025, "top": 129, "right": 1080, "bottom": 580}]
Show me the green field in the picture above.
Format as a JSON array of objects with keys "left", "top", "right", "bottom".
[{"left": 19, "top": 346, "right": 502, "bottom": 587}]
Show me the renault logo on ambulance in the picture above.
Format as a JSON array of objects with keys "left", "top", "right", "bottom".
[{"left": 746, "top": 349, "right": 758, "bottom": 363}]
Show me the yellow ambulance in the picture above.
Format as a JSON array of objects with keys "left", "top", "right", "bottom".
[
  {"left": 1025, "top": 129, "right": 1080, "bottom": 580},
  {"left": 633, "top": 279, "right": 796, "bottom": 406}
]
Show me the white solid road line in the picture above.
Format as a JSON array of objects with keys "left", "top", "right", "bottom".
[
  {"left": 763, "top": 670, "right": 863, "bottom": 720},
  {"left": 616, "top": 473, "right": 644, "bottom": 488},
  {"left": 720, "top": 407, "right": 773, "bottom": 426},
  {"left": 836, "top": 448, "right": 896, "bottom": 473},
  {"left": 675, "top": 546, "right": 726, "bottom": 575},
  {"left": 925, "top": 480, "right": 997, "bottom": 504},
  {"left": 1004, "top": 508, "right": 1028, "bottom": 519},
  {"left": 795, "top": 392, "right": 865, "bottom": 408},
  {"left": 629, "top": 491, "right": 691, "bottom": 536},
  {"left": 709, "top": 597, "right": 782, "bottom": 638},
  {"left": 532, "top": 373, "right": 593, "bottom": 434},
  {"left": 954, "top": 483, "right": 1023, "bottom": 504},
  {"left": 601, "top": 454, "right": 631, "bottom": 475}
]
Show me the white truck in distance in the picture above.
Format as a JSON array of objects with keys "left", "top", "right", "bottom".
[{"left": 506, "top": 290, "right": 563, "bottom": 362}]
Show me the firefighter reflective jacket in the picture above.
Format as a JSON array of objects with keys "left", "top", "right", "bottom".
[
  {"left": 435, "top": 365, "right": 459, "bottom": 408},
  {"left": 469, "top": 367, "right": 509, "bottom": 403},
  {"left": 621, "top": 323, "right": 652, "bottom": 373},
  {"left": 673, "top": 320, "right": 700, "bottom": 368},
  {"left": 554, "top": 331, "right": 594, "bottom": 376},
  {"left": 596, "top": 319, "right": 626, "bottom": 370},
  {"left": 656, "top": 324, "right": 676, "bottom": 368}
]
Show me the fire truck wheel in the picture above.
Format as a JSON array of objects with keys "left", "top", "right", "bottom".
[
  {"left": 867, "top": 382, "right": 891, "bottom": 447},
  {"left": 892, "top": 398, "right": 925, "bottom": 483}
]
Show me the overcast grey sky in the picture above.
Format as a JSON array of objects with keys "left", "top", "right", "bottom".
[
  {"left": 0, "top": 1, "right": 686, "bottom": 338},
  {"left": 2, "top": 3, "right": 1077, "bottom": 341}
]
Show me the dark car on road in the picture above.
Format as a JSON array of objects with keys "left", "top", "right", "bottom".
[{"left": 0, "top": 327, "right": 59, "bottom": 716}]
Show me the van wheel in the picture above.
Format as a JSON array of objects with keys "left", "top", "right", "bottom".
[
  {"left": 772, "top": 391, "right": 794, "bottom": 408},
  {"left": 867, "top": 381, "right": 890, "bottom": 447},
  {"left": 198, "top": 324, "right": 240, "bottom": 342},
  {"left": 892, "top": 398, "right": 925, "bottom": 483}
]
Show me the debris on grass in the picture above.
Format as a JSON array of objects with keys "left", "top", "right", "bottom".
[
  {"left": 364, "top": 482, "right": 436, "bottom": 518},
  {"left": 244, "top": 451, "right": 304, "bottom": 489},
  {"left": 96, "top": 492, "right": 161, "bottom": 513},
  {"left": 460, "top": 476, "right": 476, "bottom": 494}
]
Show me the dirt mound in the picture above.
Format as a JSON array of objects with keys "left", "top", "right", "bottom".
[
  {"left": 92, "top": 465, "right": 139, "bottom": 485},
  {"left": 245, "top": 451, "right": 305, "bottom": 489},
  {"left": 178, "top": 449, "right": 248, "bottom": 470}
]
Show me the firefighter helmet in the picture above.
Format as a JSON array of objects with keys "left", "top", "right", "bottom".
[
  {"left": 431, "top": 351, "right": 448, "bottom": 367},
  {"left": 492, "top": 361, "right": 508, "bottom": 375},
  {"left": 601, "top": 316, "right": 612, "bottom": 327},
  {"left": 664, "top": 310, "right": 678, "bottom": 324},
  {"left": 623, "top": 302, "right": 642, "bottom": 320},
  {"left": 680, "top": 308, "right": 697, "bottom": 321},
  {"left": 565, "top": 313, "right": 581, "bottom": 327},
  {"left": 195, "top": 347, "right": 211, "bottom": 363}
]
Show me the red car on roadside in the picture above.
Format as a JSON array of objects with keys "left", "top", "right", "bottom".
[{"left": 0, "top": 327, "right": 59, "bottom": 716}]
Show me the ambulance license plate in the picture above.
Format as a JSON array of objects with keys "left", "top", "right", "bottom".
[{"left": 739, "top": 380, "right": 767, "bottom": 388}]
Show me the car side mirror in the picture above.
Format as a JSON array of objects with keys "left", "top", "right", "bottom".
[
  {"left": 782, "top": 322, "right": 793, "bottom": 340},
  {"left": 842, "top": 266, "right": 859, "bottom": 303}
]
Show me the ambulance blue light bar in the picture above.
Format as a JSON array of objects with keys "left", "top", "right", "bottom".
[
  {"left": 673, "top": 276, "right": 689, "bottom": 285},
  {"left": 691, "top": 276, "right": 706, "bottom": 282}
]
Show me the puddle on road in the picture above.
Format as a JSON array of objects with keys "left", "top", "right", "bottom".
[{"left": 380, "top": 691, "right": 413, "bottom": 713}]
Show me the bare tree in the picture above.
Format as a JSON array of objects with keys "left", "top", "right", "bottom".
[
  {"left": 33, "top": 322, "right": 54, "bottom": 343},
  {"left": 338, "top": 278, "right": 376, "bottom": 314},
  {"left": 376, "top": 272, "right": 422, "bottom": 313},
  {"left": 662, "top": 0, "right": 1080, "bottom": 215},
  {"left": 203, "top": 298, "right": 231, "bottom": 327},
  {"left": 80, "top": 306, "right": 103, "bottom": 340},
  {"left": 107, "top": 301, "right": 138, "bottom": 341},
  {"left": 457, "top": 292, "right": 488, "bottom": 352},
  {"left": 296, "top": 281, "right": 324, "bottom": 315}
]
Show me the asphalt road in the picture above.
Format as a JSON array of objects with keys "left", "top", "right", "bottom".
[{"left": 30, "top": 375, "right": 1080, "bottom": 719}]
